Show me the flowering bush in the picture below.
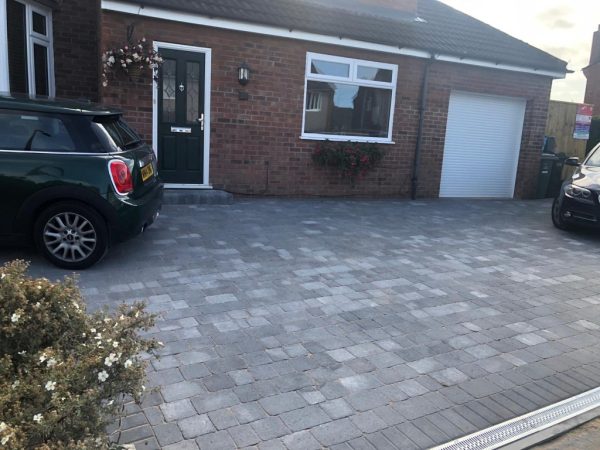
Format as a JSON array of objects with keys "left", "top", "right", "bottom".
[
  {"left": 0, "top": 261, "right": 160, "bottom": 449},
  {"left": 102, "top": 37, "right": 163, "bottom": 87},
  {"left": 311, "top": 141, "right": 383, "bottom": 182}
]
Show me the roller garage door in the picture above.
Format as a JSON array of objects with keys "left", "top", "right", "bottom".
[{"left": 439, "top": 91, "right": 527, "bottom": 198}]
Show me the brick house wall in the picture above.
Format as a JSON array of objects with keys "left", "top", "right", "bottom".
[
  {"left": 584, "top": 26, "right": 600, "bottom": 110},
  {"left": 585, "top": 65, "right": 600, "bottom": 109},
  {"left": 101, "top": 11, "right": 551, "bottom": 198},
  {"left": 52, "top": 0, "right": 100, "bottom": 100}
]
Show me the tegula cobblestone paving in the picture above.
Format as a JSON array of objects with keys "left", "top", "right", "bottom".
[{"left": 5, "top": 198, "right": 600, "bottom": 449}]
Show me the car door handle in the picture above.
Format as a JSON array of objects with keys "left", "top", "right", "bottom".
[{"left": 197, "top": 114, "right": 205, "bottom": 131}]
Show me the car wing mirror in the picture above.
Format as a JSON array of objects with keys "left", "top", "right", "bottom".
[{"left": 565, "top": 157, "right": 580, "bottom": 167}]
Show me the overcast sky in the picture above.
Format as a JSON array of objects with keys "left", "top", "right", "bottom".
[{"left": 440, "top": 0, "right": 600, "bottom": 103}]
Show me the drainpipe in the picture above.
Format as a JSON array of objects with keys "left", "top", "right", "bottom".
[{"left": 411, "top": 55, "right": 435, "bottom": 200}]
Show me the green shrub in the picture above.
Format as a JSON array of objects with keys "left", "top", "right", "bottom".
[
  {"left": 311, "top": 141, "right": 383, "bottom": 183},
  {"left": 0, "top": 261, "right": 160, "bottom": 449}
]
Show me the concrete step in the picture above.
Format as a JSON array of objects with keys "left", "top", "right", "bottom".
[{"left": 163, "top": 189, "right": 233, "bottom": 205}]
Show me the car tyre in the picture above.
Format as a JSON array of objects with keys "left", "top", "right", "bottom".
[
  {"left": 551, "top": 196, "right": 572, "bottom": 231},
  {"left": 34, "top": 201, "right": 109, "bottom": 270}
]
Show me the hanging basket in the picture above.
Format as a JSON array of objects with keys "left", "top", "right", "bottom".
[{"left": 102, "top": 37, "right": 163, "bottom": 87}]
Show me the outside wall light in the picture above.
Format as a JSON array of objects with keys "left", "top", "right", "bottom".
[{"left": 238, "top": 62, "right": 250, "bottom": 86}]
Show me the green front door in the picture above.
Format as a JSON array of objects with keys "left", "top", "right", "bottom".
[{"left": 157, "top": 48, "right": 206, "bottom": 184}]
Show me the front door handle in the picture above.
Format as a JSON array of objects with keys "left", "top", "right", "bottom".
[{"left": 198, "top": 114, "right": 205, "bottom": 131}]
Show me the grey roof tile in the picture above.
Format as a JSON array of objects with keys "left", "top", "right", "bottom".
[{"left": 135, "top": 0, "right": 567, "bottom": 72}]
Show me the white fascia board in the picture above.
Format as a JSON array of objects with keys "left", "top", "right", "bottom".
[{"left": 101, "top": 0, "right": 567, "bottom": 79}]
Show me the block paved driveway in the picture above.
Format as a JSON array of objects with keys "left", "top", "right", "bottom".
[{"left": 7, "top": 198, "right": 600, "bottom": 450}]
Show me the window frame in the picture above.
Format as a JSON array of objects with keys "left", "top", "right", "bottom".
[
  {"left": 1, "top": 0, "right": 55, "bottom": 96},
  {"left": 301, "top": 52, "right": 398, "bottom": 143}
]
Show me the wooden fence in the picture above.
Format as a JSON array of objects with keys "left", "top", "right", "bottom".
[{"left": 545, "top": 100, "right": 590, "bottom": 159}]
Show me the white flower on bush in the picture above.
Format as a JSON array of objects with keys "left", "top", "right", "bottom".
[
  {"left": 11, "top": 380, "right": 19, "bottom": 389},
  {"left": 0, "top": 422, "right": 6, "bottom": 432},
  {"left": 1, "top": 273, "right": 5, "bottom": 280},
  {"left": 10, "top": 313, "right": 20, "bottom": 323},
  {"left": 47, "top": 357, "right": 57, "bottom": 368},
  {"left": 1, "top": 435, "right": 9, "bottom": 445},
  {"left": 45, "top": 381, "right": 56, "bottom": 391},
  {"left": 94, "top": 333, "right": 102, "bottom": 340},
  {"left": 104, "top": 353, "right": 118, "bottom": 367},
  {"left": 39, "top": 353, "right": 47, "bottom": 363},
  {"left": 124, "top": 359, "right": 133, "bottom": 369},
  {"left": 98, "top": 370, "right": 109, "bottom": 382},
  {"left": 112, "top": 340, "right": 119, "bottom": 348},
  {"left": 33, "top": 414, "right": 43, "bottom": 423}
]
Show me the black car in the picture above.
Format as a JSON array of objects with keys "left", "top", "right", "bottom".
[
  {"left": 552, "top": 143, "right": 600, "bottom": 230},
  {"left": 0, "top": 94, "right": 163, "bottom": 269}
]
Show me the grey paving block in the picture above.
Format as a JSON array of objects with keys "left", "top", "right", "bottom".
[
  {"left": 208, "top": 408, "right": 239, "bottom": 430},
  {"left": 321, "top": 398, "right": 355, "bottom": 420},
  {"left": 162, "top": 381, "right": 205, "bottom": 403},
  {"left": 259, "top": 392, "right": 307, "bottom": 415},
  {"left": 280, "top": 405, "right": 331, "bottom": 431},
  {"left": 351, "top": 411, "right": 388, "bottom": 433},
  {"left": 191, "top": 391, "right": 239, "bottom": 414},
  {"left": 195, "top": 430, "right": 236, "bottom": 450},
  {"left": 251, "top": 416, "right": 290, "bottom": 440},
  {"left": 282, "top": 430, "right": 322, "bottom": 450},
  {"left": 154, "top": 422, "right": 184, "bottom": 447},
  {"left": 161, "top": 399, "right": 197, "bottom": 422},
  {"left": 178, "top": 414, "right": 215, "bottom": 439},
  {"left": 228, "top": 423, "right": 261, "bottom": 447},
  {"left": 311, "top": 418, "right": 363, "bottom": 446}
]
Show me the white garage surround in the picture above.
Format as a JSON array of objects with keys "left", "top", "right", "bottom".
[{"left": 439, "top": 91, "right": 527, "bottom": 198}]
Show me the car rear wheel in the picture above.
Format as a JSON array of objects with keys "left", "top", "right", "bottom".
[
  {"left": 34, "top": 202, "right": 108, "bottom": 269},
  {"left": 552, "top": 196, "right": 572, "bottom": 231}
]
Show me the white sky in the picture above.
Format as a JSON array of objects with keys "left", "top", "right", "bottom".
[{"left": 440, "top": 0, "right": 600, "bottom": 103}]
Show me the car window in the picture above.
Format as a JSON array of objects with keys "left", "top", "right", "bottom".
[
  {"left": 94, "top": 116, "right": 142, "bottom": 150},
  {"left": 0, "top": 111, "right": 76, "bottom": 152},
  {"left": 585, "top": 144, "right": 600, "bottom": 167}
]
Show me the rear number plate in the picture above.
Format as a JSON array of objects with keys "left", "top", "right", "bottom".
[{"left": 141, "top": 163, "right": 154, "bottom": 182}]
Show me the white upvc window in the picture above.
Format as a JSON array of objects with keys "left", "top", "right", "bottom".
[
  {"left": 1, "top": 0, "right": 55, "bottom": 96},
  {"left": 301, "top": 52, "right": 398, "bottom": 143}
]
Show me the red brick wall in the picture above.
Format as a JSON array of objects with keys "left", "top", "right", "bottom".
[
  {"left": 585, "top": 65, "right": 600, "bottom": 111},
  {"left": 52, "top": 0, "right": 100, "bottom": 100},
  {"left": 100, "top": 11, "right": 552, "bottom": 198}
]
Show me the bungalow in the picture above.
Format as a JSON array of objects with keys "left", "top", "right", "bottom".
[{"left": 0, "top": 0, "right": 569, "bottom": 198}]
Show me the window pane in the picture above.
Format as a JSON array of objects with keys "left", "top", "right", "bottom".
[
  {"left": 0, "top": 112, "right": 75, "bottom": 151},
  {"left": 311, "top": 59, "right": 350, "bottom": 78},
  {"left": 33, "top": 44, "right": 49, "bottom": 96},
  {"left": 186, "top": 62, "right": 200, "bottom": 124},
  {"left": 95, "top": 116, "right": 142, "bottom": 149},
  {"left": 32, "top": 11, "right": 47, "bottom": 35},
  {"left": 304, "top": 81, "right": 392, "bottom": 138},
  {"left": 357, "top": 66, "right": 393, "bottom": 83},
  {"left": 162, "top": 59, "right": 176, "bottom": 123},
  {"left": 7, "top": 0, "right": 28, "bottom": 94}
]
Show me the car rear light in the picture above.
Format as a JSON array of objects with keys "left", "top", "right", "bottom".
[{"left": 109, "top": 160, "right": 133, "bottom": 195}]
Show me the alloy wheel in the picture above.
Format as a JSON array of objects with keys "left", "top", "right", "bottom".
[{"left": 43, "top": 212, "right": 97, "bottom": 263}]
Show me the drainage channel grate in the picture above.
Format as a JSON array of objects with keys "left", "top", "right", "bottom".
[{"left": 431, "top": 386, "right": 600, "bottom": 450}]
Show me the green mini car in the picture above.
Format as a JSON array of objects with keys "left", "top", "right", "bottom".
[{"left": 0, "top": 94, "right": 163, "bottom": 269}]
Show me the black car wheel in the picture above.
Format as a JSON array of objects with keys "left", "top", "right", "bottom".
[
  {"left": 551, "top": 196, "right": 572, "bottom": 231},
  {"left": 34, "top": 201, "right": 109, "bottom": 269}
]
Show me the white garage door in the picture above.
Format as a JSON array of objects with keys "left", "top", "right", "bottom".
[{"left": 439, "top": 91, "right": 526, "bottom": 198}]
